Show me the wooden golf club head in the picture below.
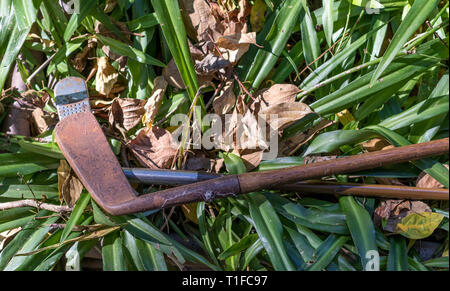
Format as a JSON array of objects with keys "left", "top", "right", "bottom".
[
  {"left": 54, "top": 77, "right": 139, "bottom": 214},
  {"left": 54, "top": 77, "right": 240, "bottom": 215}
]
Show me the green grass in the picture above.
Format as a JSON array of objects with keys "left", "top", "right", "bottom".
[{"left": 0, "top": 0, "right": 448, "bottom": 271}]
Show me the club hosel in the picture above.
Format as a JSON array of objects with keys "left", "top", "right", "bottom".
[{"left": 106, "top": 175, "right": 242, "bottom": 215}]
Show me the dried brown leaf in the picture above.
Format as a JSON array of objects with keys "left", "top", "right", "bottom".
[
  {"left": 128, "top": 127, "right": 177, "bottom": 169},
  {"left": 143, "top": 76, "right": 168, "bottom": 127},
  {"left": 30, "top": 107, "right": 57, "bottom": 135},
  {"left": 213, "top": 81, "right": 236, "bottom": 115},
  {"left": 416, "top": 164, "right": 449, "bottom": 189},
  {"left": 252, "top": 84, "right": 301, "bottom": 112},
  {"left": 259, "top": 102, "right": 313, "bottom": 131},
  {"left": 362, "top": 138, "right": 395, "bottom": 152},
  {"left": 95, "top": 57, "right": 119, "bottom": 96},
  {"left": 179, "top": 0, "right": 223, "bottom": 42},
  {"left": 109, "top": 98, "right": 146, "bottom": 133},
  {"left": 57, "top": 160, "right": 84, "bottom": 207},
  {"left": 216, "top": 32, "right": 256, "bottom": 64},
  {"left": 239, "top": 149, "right": 264, "bottom": 171}
]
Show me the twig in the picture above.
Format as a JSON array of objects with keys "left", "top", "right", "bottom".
[
  {"left": 26, "top": 53, "right": 57, "bottom": 84},
  {"left": 426, "top": 20, "right": 449, "bottom": 49},
  {"left": 0, "top": 200, "right": 72, "bottom": 213},
  {"left": 17, "top": 173, "right": 38, "bottom": 201}
]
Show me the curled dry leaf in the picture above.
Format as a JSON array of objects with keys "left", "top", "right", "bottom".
[
  {"left": 30, "top": 107, "right": 57, "bottom": 135},
  {"left": 416, "top": 164, "right": 449, "bottom": 189},
  {"left": 95, "top": 57, "right": 119, "bottom": 96},
  {"left": 213, "top": 80, "right": 236, "bottom": 115},
  {"left": 143, "top": 76, "right": 168, "bottom": 127},
  {"left": 128, "top": 127, "right": 177, "bottom": 169},
  {"left": 109, "top": 98, "right": 146, "bottom": 133},
  {"left": 362, "top": 138, "right": 395, "bottom": 152},
  {"left": 252, "top": 84, "right": 301, "bottom": 112},
  {"left": 72, "top": 40, "right": 96, "bottom": 73},
  {"left": 374, "top": 199, "right": 432, "bottom": 233},
  {"left": 215, "top": 32, "right": 257, "bottom": 64},
  {"left": 179, "top": 0, "right": 224, "bottom": 42},
  {"left": 2, "top": 90, "right": 49, "bottom": 136},
  {"left": 57, "top": 160, "right": 84, "bottom": 207},
  {"left": 259, "top": 102, "right": 313, "bottom": 131},
  {"left": 238, "top": 148, "right": 264, "bottom": 171}
]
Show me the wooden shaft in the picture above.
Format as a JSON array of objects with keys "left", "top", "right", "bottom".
[
  {"left": 278, "top": 181, "right": 449, "bottom": 200},
  {"left": 238, "top": 138, "right": 449, "bottom": 193}
]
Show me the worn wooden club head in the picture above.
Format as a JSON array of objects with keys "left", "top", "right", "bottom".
[{"left": 54, "top": 77, "right": 138, "bottom": 214}]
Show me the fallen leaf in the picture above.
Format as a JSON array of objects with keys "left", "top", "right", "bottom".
[
  {"left": 250, "top": 0, "right": 267, "bottom": 32},
  {"left": 179, "top": 0, "right": 223, "bottom": 42},
  {"left": 95, "top": 57, "right": 119, "bottom": 96},
  {"left": 374, "top": 200, "right": 432, "bottom": 233},
  {"left": 57, "top": 160, "right": 84, "bottom": 207},
  {"left": 215, "top": 32, "right": 256, "bottom": 64},
  {"left": 213, "top": 80, "right": 236, "bottom": 114},
  {"left": 396, "top": 212, "right": 444, "bottom": 240},
  {"left": 143, "top": 76, "right": 168, "bottom": 127},
  {"left": 128, "top": 127, "right": 177, "bottom": 169},
  {"left": 239, "top": 149, "right": 264, "bottom": 171},
  {"left": 72, "top": 40, "right": 96, "bottom": 73},
  {"left": 29, "top": 107, "right": 57, "bottom": 135},
  {"left": 362, "top": 138, "right": 395, "bottom": 152},
  {"left": 259, "top": 102, "right": 313, "bottom": 131},
  {"left": 109, "top": 98, "right": 146, "bottom": 133},
  {"left": 416, "top": 164, "right": 449, "bottom": 189},
  {"left": 252, "top": 84, "right": 301, "bottom": 112}
]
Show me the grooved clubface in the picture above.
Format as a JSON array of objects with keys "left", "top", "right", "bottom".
[{"left": 54, "top": 77, "right": 91, "bottom": 120}]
